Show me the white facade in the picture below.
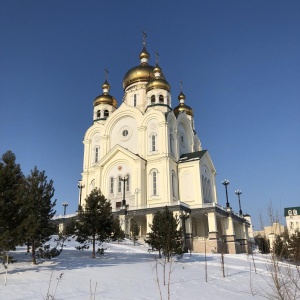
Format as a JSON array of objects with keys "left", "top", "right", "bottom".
[
  {"left": 285, "top": 207, "right": 300, "bottom": 235},
  {"left": 79, "top": 44, "right": 251, "bottom": 253}
]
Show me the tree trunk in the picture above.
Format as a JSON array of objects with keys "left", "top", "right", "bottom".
[
  {"left": 92, "top": 235, "right": 96, "bottom": 258},
  {"left": 32, "top": 240, "right": 37, "bottom": 265}
]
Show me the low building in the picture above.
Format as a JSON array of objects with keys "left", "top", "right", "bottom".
[{"left": 284, "top": 207, "right": 300, "bottom": 235}]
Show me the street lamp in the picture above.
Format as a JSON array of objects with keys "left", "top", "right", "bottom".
[
  {"left": 120, "top": 175, "right": 129, "bottom": 212},
  {"left": 120, "top": 175, "right": 129, "bottom": 237},
  {"left": 180, "top": 211, "right": 190, "bottom": 252},
  {"left": 235, "top": 189, "right": 243, "bottom": 215},
  {"left": 78, "top": 180, "right": 85, "bottom": 210},
  {"left": 222, "top": 179, "right": 230, "bottom": 208},
  {"left": 62, "top": 202, "right": 68, "bottom": 215}
]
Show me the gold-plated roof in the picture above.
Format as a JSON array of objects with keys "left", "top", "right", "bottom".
[
  {"left": 123, "top": 46, "right": 168, "bottom": 90},
  {"left": 93, "top": 80, "right": 117, "bottom": 107},
  {"left": 123, "top": 65, "right": 155, "bottom": 90},
  {"left": 173, "top": 103, "right": 194, "bottom": 117},
  {"left": 93, "top": 94, "right": 114, "bottom": 106},
  {"left": 173, "top": 91, "right": 193, "bottom": 117},
  {"left": 146, "top": 78, "right": 170, "bottom": 92},
  {"left": 178, "top": 91, "right": 186, "bottom": 101},
  {"left": 139, "top": 46, "right": 150, "bottom": 63}
]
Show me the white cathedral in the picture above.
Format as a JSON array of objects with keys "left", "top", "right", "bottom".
[{"left": 79, "top": 40, "right": 252, "bottom": 254}]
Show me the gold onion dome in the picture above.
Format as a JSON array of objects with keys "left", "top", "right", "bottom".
[
  {"left": 173, "top": 91, "right": 194, "bottom": 117},
  {"left": 123, "top": 47, "right": 166, "bottom": 90},
  {"left": 146, "top": 63, "right": 170, "bottom": 92},
  {"left": 93, "top": 80, "right": 117, "bottom": 107}
]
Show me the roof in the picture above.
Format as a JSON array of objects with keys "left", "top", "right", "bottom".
[
  {"left": 284, "top": 207, "right": 300, "bottom": 217},
  {"left": 179, "top": 150, "right": 207, "bottom": 163}
]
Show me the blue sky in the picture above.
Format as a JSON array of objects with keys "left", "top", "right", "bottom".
[{"left": 1, "top": 0, "right": 299, "bottom": 229}]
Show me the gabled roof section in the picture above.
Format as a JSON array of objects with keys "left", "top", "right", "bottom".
[
  {"left": 179, "top": 150, "right": 207, "bottom": 163},
  {"left": 97, "top": 144, "right": 146, "bottom": 168}
]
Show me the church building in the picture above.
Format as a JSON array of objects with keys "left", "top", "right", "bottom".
[{"left": 79, "top": 39, "right": 252, "bottom": 254}]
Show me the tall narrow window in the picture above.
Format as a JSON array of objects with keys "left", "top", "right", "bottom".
[
  {"left": 126, "top": 174, "right": 130, "bottom": 192},
  {"left": 169, "top": 134, "right": 174, "bottom": 154},
  {"left": 133, "top": 94, "right": 137, "bottom": 107},
  {"left": 159, "top": 95, "right": 164, "bottom": 103},
  {"left": 118, "top": 176, "right": 122, "bottom": 193},
  {"left": 151, "top": 95, "right": 155, "bottom": 104},
  {"left": 96, "top": 110, "right": 101, "bottom": 118},
  {"left": 104, "top": 110, "right": 109, "bottom": 118},
  {"left": 110, "top": 177, "right": 114, "bottom": 194},
  {"left": 151, "top": 134, "right": 156, "bottom": 151},
  {"left": 95, "top": 147, "right": 99, "bottom": 162},
  {"left": 172, "top": 171, "right": 176, "bottom": 197},
  {"left": 153, "top": 171, "right": 157, "bottom": 195}
]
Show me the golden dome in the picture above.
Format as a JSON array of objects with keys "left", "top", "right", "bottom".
[
  {"left": 123, "top": 65, "right": 155, "bottom": 90},
  {"left": 178, "top": 91, "right": 186, "bottom": 101},
  {"left": 146, "top": 78, "right": 170, "bottom": 92},
  {"left": 173, "top": 103, "right": 194, "bottom": 117},
  {"left": 173, "top": 90, "right": 193, "bottom": 117},
  {"left": 123, "top": 46, "right": 168, "bottom": 90},
  {"left": 102, "top": 80, "right": 110, "bottom": 91},
  {"left": 139, "top": 46, "right": 150, "bottom": 63},
  {"left": 93, "top": 80, "right": 117, "bottom": 107},
  {"left": 93, "top": 94, "right": 114, "bottom": 107}
]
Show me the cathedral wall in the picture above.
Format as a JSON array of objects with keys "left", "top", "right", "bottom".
[
  {"left": 110, "top": 116, "right": 139, "bottom": 153},
  {"left": 178, "top": 161, "right": 202, "bottom": 205}
]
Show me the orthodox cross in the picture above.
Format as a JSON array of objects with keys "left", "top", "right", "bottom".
[
  {"left": 142, "top": 30, "right": 147, "bottom": 46},
  {"left": 104, "top": 68, "right": 109, "bottom": 81},
  {"left": 155, "top": 50, "right": 159, "bottom": 65}
]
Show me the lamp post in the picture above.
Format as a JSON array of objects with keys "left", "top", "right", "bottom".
[
  {"left": 121, "top": 175, "right": 129, "bottom": 236},
  {"left": 235, "top": 189, "right": 243, "bottom": 215},
  {"left": 62, "top": 202, "right": 68, "bottom": 215},
  {"left": 222, "top": 179, "right": 230, "bottom": 208},
  {"left": 78, "top": 180, "right": 85, "bottom": 210},
  {"left": 120, "top": 175, "right": 129, "bottom": 211},
  {"left": 180, "top": 211, "right": 190, "bottom": 252}
]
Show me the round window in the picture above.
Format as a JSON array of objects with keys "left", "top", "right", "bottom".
[{"left": 122, "top": 130, "right": 128, "bottom": 137}]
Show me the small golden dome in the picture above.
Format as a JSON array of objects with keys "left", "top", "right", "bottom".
[
  {"left": 139, "top": 46, "right": 150, "bottom": 63},
  {"left": 146, "top": 78, "right": 170, "bottom": 92},
  {"left": 93, "top": 94, "right": 114, "bottom": 107},
  {"left": 174, "top": 90, "right": 193, "bottom": 117},
  {"left": 153, "top": 65, "right": 162, "bottom": 74},
  {"left": 93, "top": 80, "right": 116, "bottom": 107},
  {"left": 178, "top": 91, "right": 186, "bottom": 101},
  {"left": 173, "top": 103, "right": 194, "bottom": 117},
  {"left": 102, "top": 80, "right": 110, "bottom": 91}
]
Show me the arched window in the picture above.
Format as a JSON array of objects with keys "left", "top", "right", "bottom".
[
  {"left": 126, "top": 174, "right": 130, "bottom": 192},
  {"left": 202, "top": 174, "right": 212, "bottom": 203},
  {"left": 95, "top": 147, "right": 99, "bottom": 163},
  {"left": 171, "top": 170, "right": 176, "bottom": 198},
  {"left": 169, "top": 134, "right": 174, "bottom": 155},
  {"left": 153, "top": 171, "right": 157, "bottom": 196},
  {"left": 109, "top": 177, "right": 114, "bottom": 194},
  {"left": 96, "top": 110, "right": 101, "bottom": 118},
  {"left": 118, "top": 176, "right": 122, "bottom": 193},
  {"left": 104, "top": 110, "right": 109, "bottom": 118},
  {"left": 151, "top": 134, "right": 157, "bottom": 151},
  {"left": 151, "top": 95, "right": 155, "bottom": 104},
  {"left": 159, "top": 95, "right": 164, "bottom": 104}
]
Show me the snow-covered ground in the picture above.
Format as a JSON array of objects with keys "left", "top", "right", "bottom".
[{"left": 0, "top": 237, "right": 280, "bottom": 299}]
